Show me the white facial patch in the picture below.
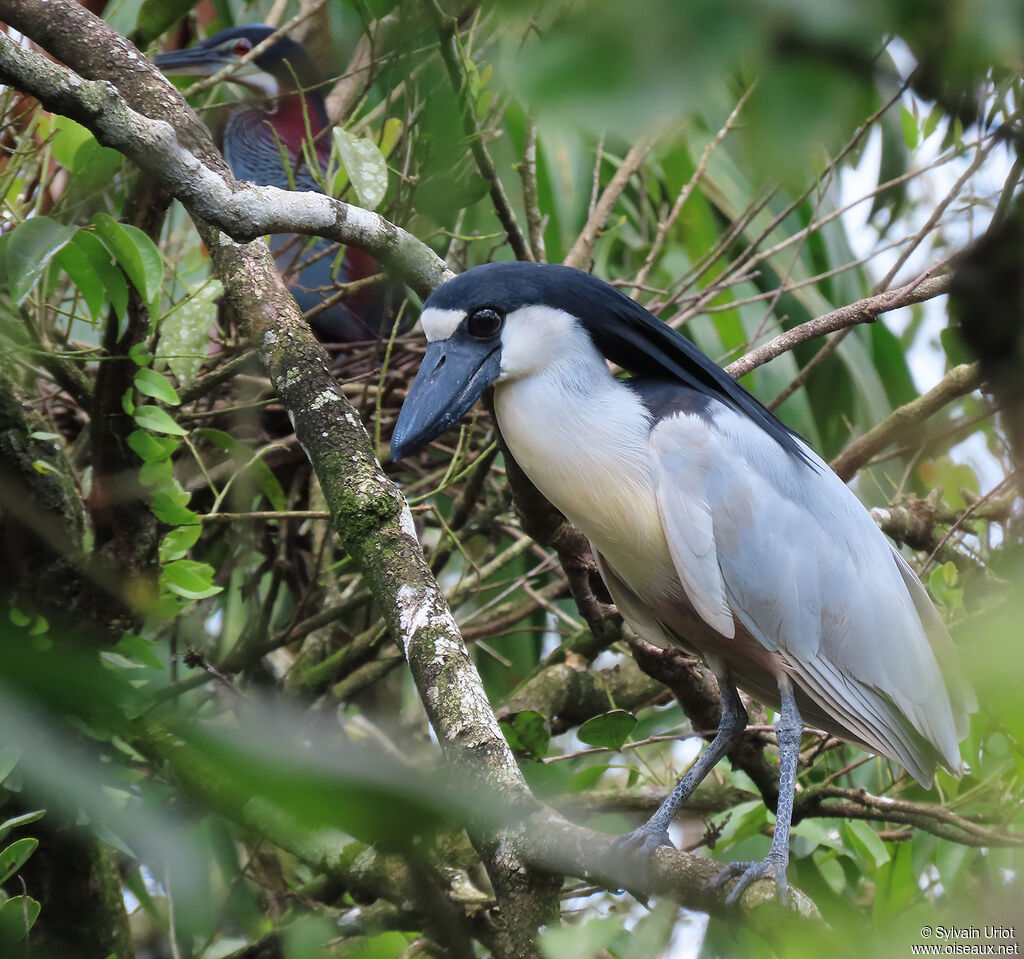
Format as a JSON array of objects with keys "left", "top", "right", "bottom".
[
  {"left": 419, "top": 307, "right": 465, "bottom": 342},
  {"left": 498, "top": 304, "right": 594, "bottom": 381},
  {"left": 237, "top": 70, "right": 280, "bottom": 99}
]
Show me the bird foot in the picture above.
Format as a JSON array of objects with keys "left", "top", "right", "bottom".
[
  {"left": 711, "top": 853, "right": 789, "bottom": 906},
  {"left": 610, "top": 821, "right": 676, "bottom": 859},
  {"left": 606, "top": 823, "right": 675, "bottom": 900}
]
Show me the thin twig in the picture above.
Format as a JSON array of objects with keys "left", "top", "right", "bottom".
[
  {"left": 564, "top": 135, "right": 657, "bottom": 271},
  {"left": 633, "top": 86, "right": 754, "bottom": 293},
  {"left": 725, "top": 274, "right": 951, "bottom": 379},
  {"left": 829, "top": 363, "right": 984, "bottom": 481},
  {"left": 519, "top": 115, "right": 546, "bottom": 261},
  {"left": 426, "top": 1, "right": 533, "bottom": 261}
]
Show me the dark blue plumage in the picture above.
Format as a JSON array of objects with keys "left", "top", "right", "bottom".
[
  {"left": 157, "top": 25, "right": 393, "bottom": 343},
  {"left": 425, "top": 262, "right": 814, "bottom": 466}
]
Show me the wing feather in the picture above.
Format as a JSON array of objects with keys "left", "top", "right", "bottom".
[{"left": 648, "top": 402, "right": 971, "bottom": 782}]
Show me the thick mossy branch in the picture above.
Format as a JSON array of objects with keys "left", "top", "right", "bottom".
[{"left": 0, "top": 20, "right": 451, "bottom": 300}]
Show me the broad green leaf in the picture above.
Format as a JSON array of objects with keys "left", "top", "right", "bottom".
[
  {"left": 6, "top": 217, "right": 77, "bottom": 304},
  {"left": 791, "top": 819, "right": 848, "bottom": 854},
  {"left": 127, "top": 429, "right": 178, "bottom": 464},
  {"left": 843, "top": 819, "right": 891, "bottom": 869},
  {"left": 160, "top": 525, "right": 202, "bottom": 562},
  {"left": 500, "top": 710, "right": 550, "bottom": 761},
  {"left": 150, "top": 491, "right": 199, "bottom": 526},
  {"left": 91, "top": 213, "right": 163, "bottom": 310},
  {"left": 0, "top": 811, "right": 45, "bottom": 842},
  {"left": 577, "top": 710, "right": 637, "bottom": 750},
  {"left": 0, "top": 838, "right": 38, "bottom": 885},
  {"left": 115, "top": 632, "right": 165, "bottom": 670},
  {"left": 73, "top": 230, "right": 128, "bottom": 321},
  {"left": 162, "top": 559, "right": 222, "bottom": 600},
  {"left": 813, "top": 847, "right": 848, "bottom": 894},
  {"left": 0, "top": 895, "right": 40, "bottom": 942},
  {"left": 541, "top": 916, "right": 623, "bottom": 959},
  {"left": 134, "top": 368, "right": 180, "bottom": 406},
  {"left": 0, "top": 748, "right": 20, "bottom": 786},
  {"left": 195, "top": 429, "right": 287, "bottom": 511},
  {"left": 49, "top": 116, "right": 93, "bottom": 168},
  {"left": 133, "top": 405, "right": 186, "bottom": 436},
  {"left": 900, "top": 103, "right": 919, "bottom": 149},
  {"left": 564, "top": 763, "right": 609, "bottom": 793},
  {"left": 55, "top": 239, "right": 106, "bottom": 319},
  {"left": 134, "top": 0, "right": 198, "bottom": 45},
  {"left": 139, "top": 459, "right": 173, "bottom": 487},
  {"left": 332, "top": 129, "right": 389, "bottom": 210},
  {"left": 919, "top": 456, "right": 980, "bottom": 510}
]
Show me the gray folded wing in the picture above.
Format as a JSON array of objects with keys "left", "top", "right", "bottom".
[{"left": 648, "top": 401, "right": 973, "bottom": 786}]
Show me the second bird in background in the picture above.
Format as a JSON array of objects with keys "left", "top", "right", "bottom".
[{"left": 156, "top": 24, "right": 397, "bottom": 344}]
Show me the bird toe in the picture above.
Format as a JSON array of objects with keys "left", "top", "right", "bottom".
[
  {"left": 712, "top": 855, "right": 789, "bottom": 906},
  {"left": 611, "top": 822, "right": 676, "bottom": 859}
]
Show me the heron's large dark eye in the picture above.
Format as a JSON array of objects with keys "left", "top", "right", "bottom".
[
  {"left": 233, "top": 38, "right": 253, "bottom": 57},
  {"left": 466, "top": 307, "right": 503, "bottom": 340}
]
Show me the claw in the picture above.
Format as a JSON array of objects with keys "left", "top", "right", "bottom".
[
  {"left": 711, "top": 855, "right": 789, "bottom": 906},
  {"left": 610, "top": 822, "right": 676, "bottom": 859}
]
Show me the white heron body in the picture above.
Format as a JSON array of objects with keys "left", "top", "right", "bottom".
[
  {"left": 474, "top": 302, "right": 972, "bottom": 788},
  {"left": 396, "top": 262, "right": 975, "bottom": 901}
]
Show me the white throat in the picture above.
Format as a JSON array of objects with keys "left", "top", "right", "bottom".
[{"left": 492, "top": 335, "right": 674, "bottom": 595}]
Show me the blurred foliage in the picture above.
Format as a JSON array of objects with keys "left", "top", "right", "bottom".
[{"left": 0, "top": 0, "right": 1021, "bottom": 956}]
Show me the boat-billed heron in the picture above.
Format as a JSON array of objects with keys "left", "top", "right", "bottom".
[
  {"left": 156, "top": 26, "right": 394, "bottom": 344},
  {"left": 391, "top": 262, "right": 975, "bottom": 904}
]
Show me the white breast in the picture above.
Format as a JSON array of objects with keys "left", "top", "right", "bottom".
[{"left": 493, "top": 351, "right": 676, "bottom": 599}]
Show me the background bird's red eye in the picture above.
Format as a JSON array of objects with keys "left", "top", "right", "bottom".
[{"left": 233, "top": 39, "right": 252, "bottom": 56}]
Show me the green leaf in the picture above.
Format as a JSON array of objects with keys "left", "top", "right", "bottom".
[
  {"left": 150, "top": 491, "right": 199, "bottom": 526},
  {"left": 133, "top": 405, "right": 186, "bottom": 436},
  {"left": 49, "top": 116, "right": 93, "bottom": 168},
  {"left": 195, "top": 429, "right": 287, "bottom": 511},
  {"left": 332, "top": 129, "right": 389, "bottom": 210},
  {"left": 91, "top": 213, "right": 163, "bottom": 310},
  {"left": 500, "top": 710, "right": 550, "bottom": 761},
  {"left": 134, "top": 368, "right": 180, "bottom": 406},
  {"left": 160, "top": 525, "right": 202, "bottom": 562},
  {"left": 0, "top": 748, "right": 21, "bottom": 786},
  {"left": 0, "top": 895, "right": 41, "bottom": 943},
  {"left": 139, "top": 459, "right": 173, "bottom": 487},
  {"left": 157, "top": 280, "right": 221, "bottom": 387},
  {"left": 127, "top": 429, "right": 178, "bottom": 464},
  {"left": 0, "top": 838, "right": 38, "bottom": 885},
  {"left": 161, "top": 560, "right": 222, "bottom": 600},
  {"left": 6, "top": 217, "right": 77, "bottom": 304},
  {"left": 0, "top": 811, "right": 45, "bottom": 842},
  {"left": 54, "top": 239, "right": 106, "bottom": 319},
  {"left": 900, "top": 103, "right": 919, "bottom": 149},
  {"left": 577, "top": 710, "right": 637, "bottom": 750},
  {"left": 115, "top": 632, "right": 165, "bottom": 670},
  {"left": 843, "top": 819, "right": 891, "bottom": 869},
  {"left": 73, "top": 230, "right": 128, "bottom": 321},
  {"left": 918, "top": 456, "right": 980, "bottom": 510}
]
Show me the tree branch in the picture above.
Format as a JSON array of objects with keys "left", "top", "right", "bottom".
[
  {"left": 725, "top": 275, "right": 952, "bottom": 380},
  {"left": 829, "top": 363, "right": 984, "bottom": 481},
  {"left": 564, "top": 136, "right": 657, "bottom": 271},
  {"left": 0, "top": 26, "right": 451, "bottom": 300}
]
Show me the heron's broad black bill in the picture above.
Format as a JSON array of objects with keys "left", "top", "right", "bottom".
[
  {"left": 154, "top": 46, "right": 226, "bottom": 75},
  {"left": 391, "top": 337, "right": 501, "bottom": 461}
]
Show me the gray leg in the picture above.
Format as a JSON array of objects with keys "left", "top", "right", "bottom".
[
  {"left": 615, "top": 676, "right": 748, "bottom": 855},
  {"left": 711, "top": 678, "right": 802, "bottom": 905}
]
